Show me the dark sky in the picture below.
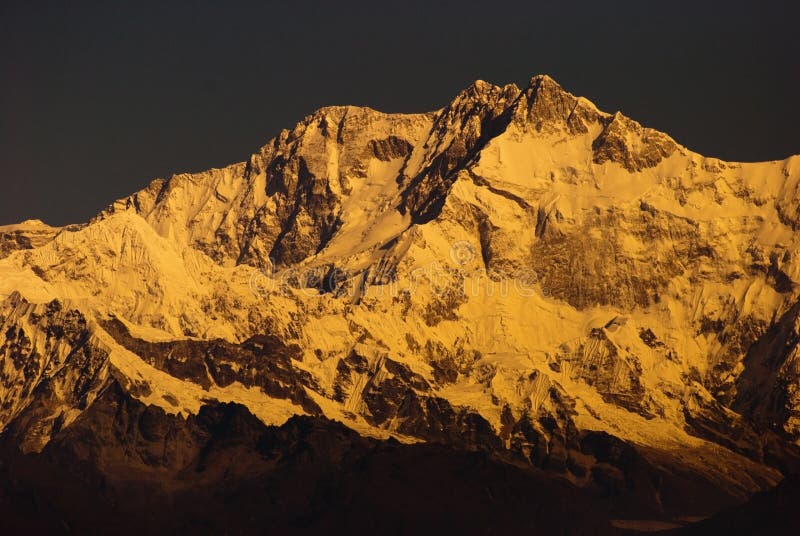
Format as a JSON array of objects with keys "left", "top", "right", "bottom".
[{"left": 2, "top": 0, "right": 798, "bottom": 226}]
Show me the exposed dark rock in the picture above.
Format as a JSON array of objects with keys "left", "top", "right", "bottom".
[
  {"left": 368, "top": 135, "right": 413, "bottom": 161},
  {"left": 0, "top": 223, "right": 62, "bottom": 260},
  {"left": 0, "top": 294, "right": 109, "bottom": 453},
  {"left": 100, "top": 317, "right": 321, "bottom": 415},
  {"left": 554, "top": 328, "right": 652, "bottom": 417},
  {"left": 515, "top": 74, "right": 602, "bottom": 135},
  {"left": 399, "top": 80, "right": 520, "bottom": 223},
  {"left": 638, "top": 328, "right": 664, "bottom": 349},
  {"left": 530, "top": 207, "right": 700, "bottom": 310},
  {"left": 592, "top": 112, "right": 678, "bottom": 171},
  {"left": 734, "top": 300, "right": 800, "bottom": 442}
]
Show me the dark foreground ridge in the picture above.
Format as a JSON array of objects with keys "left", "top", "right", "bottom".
[
  {"left": 2, "top": 380, "right": 798, "bottom": 535},
  {"left": 0, "top": 380, "right": 615, "bottom": 534}
]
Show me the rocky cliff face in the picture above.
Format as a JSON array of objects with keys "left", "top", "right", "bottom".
[
  {"left": 2, "top": 74, "right": 800, "bottom": 529},
  {"left": 0, "top": 292, "right": 110, "bottom": 453},
  {"left": 0, "top": 220, "right": 66, "bottom": 260}
]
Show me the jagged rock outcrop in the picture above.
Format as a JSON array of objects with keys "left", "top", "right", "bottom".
[
  {"left": 593, "top": 112, "right": 679, "bottom": 171},
  {"left": 0, "top": 293, "right": 111, "bottom": 452},
  {"left": 735, "top": 300, "right": 800, "bottom": 441}
]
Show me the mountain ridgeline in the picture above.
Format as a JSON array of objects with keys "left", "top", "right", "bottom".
[{"left": 2, "top": 75, "right": 800, "bottom": 533}]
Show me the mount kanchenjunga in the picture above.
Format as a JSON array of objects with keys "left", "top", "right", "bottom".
[{"left": 3, "top": 75, "right": 800, "bottom": 516}]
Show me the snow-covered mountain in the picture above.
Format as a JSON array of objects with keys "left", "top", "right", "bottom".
[{"left": 2, "top": 74, "right": 800, "bottom": 531}]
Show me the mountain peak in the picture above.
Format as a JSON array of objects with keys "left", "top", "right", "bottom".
[
  {"left": 510, "top": 73, "right": 601, "bottom": 135},
  {"left": 466, "top": 79, "right": 497, "bottom": 92},
  {"left": 451, "top": 79, "right": 520, "bottom": 108},
  {"left": 4, "top": 70, "right": 800, "bottom": 532},
  {"left": 527, "top": 73, "right": 560, "bottom": 87},
  {"left": 461, "top": 74, "right": 566, "bottom": 105}
]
